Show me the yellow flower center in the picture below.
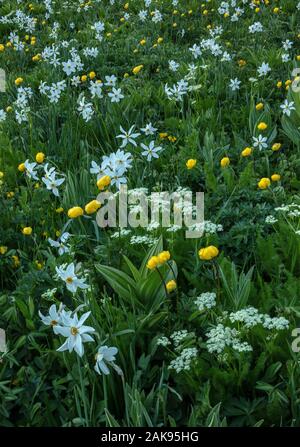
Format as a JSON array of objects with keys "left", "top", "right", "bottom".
[
  {"left": 71, "top": 327, "right": 78, "bottom": 336},
  {"left": 66, "top": 277, "right": 73, "bottom": 283},
  {"left": 50, "top": 320, "right": 57, "bottom": 326}
]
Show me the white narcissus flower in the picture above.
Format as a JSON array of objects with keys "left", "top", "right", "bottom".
[
  {"left": 140, "top": 122, "right": 157, "bottom": 136},
  {"left": 116, "top": 125, "right": 140, "bottom": 147},
  {"left": 280, "top": 100, "right": 295, "bottom": 117},
  {"left": 39, "top": 304, "right": 70, "bottom": 333},
  {"left": 253, "top": 134, "right": 268, "bottom": 150},
  {"left": 229, "top": 78, "right": 241, "bottom": 91},
  {"left": 108, "top": 87, "right": 124, "bottom": 103},
  {"left": 48, "top": 232, "right": 71, "bottom": 255},
  {"left": 141, "top": 141, "right": 162, "bottom": 161},
  {"left": 55, "top": 311, "right": 95, "bottom": 357},
  {"left": 24, "top": 159, "right": 39, "bottom": 180},
  {"left": 42, "top": 172, "right": 65, "bottom": 197},
  {"left": 56, "top": 263, "right": 89, "bottom": 293},
  {"left": 94, "top": 345, "right": 122, "bottom": 375},
  {"left": 257, "top": 62, "right": 271, "bottom": 77}
]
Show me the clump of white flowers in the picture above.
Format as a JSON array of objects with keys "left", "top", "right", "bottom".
[
  {"left": 156, "top": 330, "right": 197, "bottom": 373},
  {"left": 206, "top": 324, "right": 253, "bottom": 354},
  {"left": 194, "top": 292, "right": 217, "bottom": 312},
  {"left": 265, "top": 215, "right": 278, "bottom": 224},
  {"left": 169, "top": 348, "right": 198, "bottom": 373},
  {"left": 206, "top": 306, "right": 289, "bottom": 355}
]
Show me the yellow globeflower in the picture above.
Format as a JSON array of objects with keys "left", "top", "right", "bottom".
[
  {"left": 132, "top": 65, "right": 144, "bottom": 75},
  {"left": 157, "top": 251, "right": 171, "bottom": 264},
  {"left": 157, "top": 37, "right": 163, "bottom": 44},
  {"left": 89, "top": 71, "right": 96, "bottom": 79},
  {"left": 241, "top": 147, "right": 252, "bottom": 157},
  {"left": 12, "top": 255, "right": 20, "bottom": 267},
  {"left": 97, "top": 175, "right": 111, "bottom": 191},
  {"left": 85, "top": 200, "right": 101, "bottom": 215},
  {"left": 271, "top": 174, "right": 281, "bottom": 182},
  {"left": 255, "top": 102, "right": 264, "bottom": 111},
  {"left": 272, "top": 143, "right": 281, "bottom": 151},
  {"left": 257, "top": 122, "right": 267, "bottom": 131},
  {"left": 258, "top": 177, "right": 271, "bottom": 190},
  {"left": 220, "top": 157, "right": 230, "bottom": 167},
  {"left": 67, "top": 206, "right": 84, "bottom": 218},
  {"left": 147, "top": 256, "right": 160, "bottom": 270},
  {"left": 199, "top": 246, "right": 219, "bottom": 261},
  {"left": 186, "top": 159, "right": 197, "bottom": 170},
  {"left": 22, "top": 226, "right": 32, "bottom": 236},
  {"left": 166, "top": 280, "right": 177, "bottom": 293},
  {"left": 35, "top": 152, "right": 45, "bottom": 163},
  {"left": 15, "top": 77, "right": 24, "bottom": 86},
  {"left": 0, "top": 246, "right": 8, "bottom": 255},
  {"left": 17, "top": 163, "right": 25, "bottom": 172}
]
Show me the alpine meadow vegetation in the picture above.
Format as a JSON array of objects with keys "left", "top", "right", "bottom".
[{"left": 1, "top": 0, "right": 300, "bottom": 428}]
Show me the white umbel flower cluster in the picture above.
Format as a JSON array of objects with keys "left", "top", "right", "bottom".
[
  {"left": 168, "top": 348, "right": 198, "bottom": 373},
  {"left": 194, "top": 292, "right": 217, "bottom": 311},
  {"left": 206, "top": 324, "right": 253, "bottom": 354},
  {"left": 229, "top": 306, "right": 289, "bottom": 330}
]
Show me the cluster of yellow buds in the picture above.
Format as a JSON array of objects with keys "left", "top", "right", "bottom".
[
  {"left": 147, "top": 251, "right": 171, "bottom": 270},
  {"left": 198, "top": 246, "right": 219, "bottom": 261}
]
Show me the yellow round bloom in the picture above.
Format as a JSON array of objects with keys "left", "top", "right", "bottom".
[
  {"left": 67, "top": 206, "right": 84, "bottom": 218},
  {"left": 220, "top": 157, "right": 230, "bottom": 167},
  {"left": 35, "top": 152, "right": 45, "bottom": 163},
  {"left": 166, "top": 280, "right": 177, "bottom": 293},
  {"left": 132, "top": 64, "right": 143, "bottom": 75},
  {"left": 199, "top": 246, "right": 219, "bottom": 261},
  {"left": 271, "top": 174, "right": 281, "bottom": 182},
  {"left": 241, "top": 147, "right": 252, "bottom": 157},
  {"left": 186, "top": 159, "right": 197, "bottom": 170},
  {"left": 89, "top": 71, "right": 96, "bottom": 79},
  {"left": 81, "top": 75, "right": 87, "bottom": 82},
  {"left": 255, "top": 102, "right": 264, "bottom": 111},
  {"left": 35, "top": 261, "right": 44, "bottom": 270},
  {"left": 157, "top": 251, "right": 171, "bottom": 264},
  {"left": 12, "top": 255, "right": 20, "bottom": 267},
  {"left": 277, "top": 81, "right": 282, "bottom": 88},
  {"left": 22, "top": 226, "right": 32, "bottom": 236},
  {"left": 257, "top": 122, "right": 267, "bottom": 131},
  {"left": 273, "top": 7, "right": 279, "bottom": 13},
  {"left": 56, "top": 207, "right": 64, "bottom": 213},
  {"left": 0, "top": 44, "right": 5, "bottom": 52},
  {"left": 0, "top": 246, "right": 8, "bottom": 255},
  {"left": 15, "top": 77, "right": 24, "bottom": 86},
  {"left": 18, "top": 163, "right": 26, "bottom": 172},
  {"left": 140, "top": 39, "right": 146, "bottom": 46},
  {"left": 97, "top": 175, "right": 111, "bottom": 191},
  {"left": 85, "top": 199, "right": 101, "bottom": 215},
  {"left": 297, "top": 55, "right": 300, "bottom": 61},
  {"left": 0, "top": 171, "right": 4, "bottom": 179},
  {"left": 147, "top": 256, "right": 160, "bottom": 270},
  {"left": 272, "top": 143, "right": 281, "bottom": 151},
  {"left": 258, "top": 178, "right": 271, "bottom": 190},
  {"left": 157, "top": 37, "right": 163, "bottom": 44}
]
